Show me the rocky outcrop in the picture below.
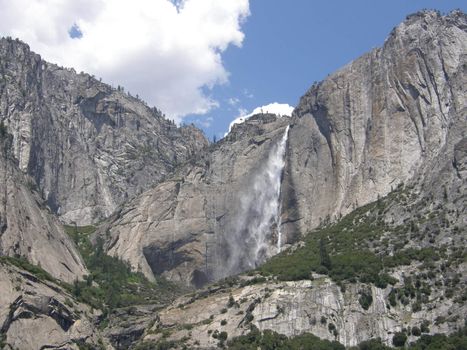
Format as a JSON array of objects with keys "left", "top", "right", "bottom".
[
  {"left": 0, "top": 38, "right": 208, "bottom": 225},
  {"left": 289, "top": 10, "right": 467, "bottom": 231},
  {"left": 142, "top": 273, "right": 466, "bottom": 348},
  {"left": 99, "top": 10, "right": 466, "bottom": 288},
  {"left": 103, "top": 305, "right": 160, "bottom": 350},
  {"left": 0, "top": 260, "right": 104, "bottom": 350},
  {"left": 0, "top": 134, "right": 87, "bottom": 283}
]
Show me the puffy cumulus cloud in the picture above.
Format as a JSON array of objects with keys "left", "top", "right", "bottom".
[
  {"left": 226, "top": 102, "right": 294, "bottom": 135},
  {"left": 0, "top": 0, "right": 250, "bottom": 121}
]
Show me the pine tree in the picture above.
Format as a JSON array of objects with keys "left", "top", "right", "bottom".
[
  {"left": 0, "top": 121, "right": 6, "bottom": 137},
  {"left": 319, "top": 239, "right": 331, "bottom": 270}
]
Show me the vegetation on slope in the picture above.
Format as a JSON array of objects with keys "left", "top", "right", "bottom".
[
  {"left": 0, "top": 255, "right": 58, "bottom": 283},
  {"left": 257, "top": 183, "right": 466, "bottom": 316},
  {"left": 260, "top": 185, "right": 465, "bottom": 284},
  {"left": 0, "top": 226, "right": 181, "bottom": 313},
  {"left": 64, "top": 225, "right": 180, "bottom": 311},
  {"left": 225, "top": 325, "right": 467, "bottom": 350}
]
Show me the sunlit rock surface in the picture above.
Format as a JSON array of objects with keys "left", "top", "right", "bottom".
[
  {"left": 0, "top": 135, "right": 87, "bottom": 283},
  {"left": 0, "top": 262, "right": 104, "bottom": 350},
  {"left": 99, "top": 114, "right": 291, "bottom": 285},
  {"left": 143, "top": 273, "right": 466, "bottom": 348},
  {"left": 0, "top": 38, "right": 208, "bottom": 225},
  {"left": 289, "top": 10, "right": 467, "bottom": 232}
]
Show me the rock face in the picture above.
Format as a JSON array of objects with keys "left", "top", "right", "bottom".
[
  {"left": 0, "top": 260, "right": 103, "bottom": 350},
  {"left": 100, "top": 10, "right": 467, "bottom": 288},
  {"left": 142, "top": 274, "right": 466, "bottom": 348},
  {"left": 0, "top": 38, "right": 208, "bottom": 225},
  {"left": 288, "top": 10, "right": 467, "bottom": 232},
  {"left": 0, "top": 134, "right": 87, "bottom": 283},
  {"left": 100, "top": 114, "right": 291, "bottom": 285}
]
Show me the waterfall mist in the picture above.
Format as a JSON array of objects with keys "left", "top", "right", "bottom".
[{"left": 216, "top": 125, "right": 290, "bottom": 278}]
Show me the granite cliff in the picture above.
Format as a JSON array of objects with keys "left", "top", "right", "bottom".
[
  {"left": 0, "top": 133, "right": 87, "bottom": 283},
  {"left": 99, "top": 10, "right": 466, "bottom": 289},
  {"left": 289, "top": 9, "right": 467, "bottom": 232},
  {"left": 0, "top": 38, "right": 208, "bottom": 225},
  {"left": 99, "top": 114, "right": 292, "bottom": 286}
]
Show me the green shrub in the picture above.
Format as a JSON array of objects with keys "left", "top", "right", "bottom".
[
  {"left": 227, "top": 326, "right": 345, "bottom": 350},
  {"left": 355, "top": 338, "right": 393, "bottom": 349},
  {"left": 226, "top": 326, "right": 467, "bottom": 350},
  {"left": 259, "top": 197, "right": 398, "bottom": 286},
  {"left": 227, "top": 295, "right": 236, "bottom": 308},
  {"left": 259, "top": 185, "right": 458, "bottom": 290},
  {"left": 0, "top": 333, "right": 7, "bottom": 349},
  {"left": 420, "top": 320, "right": 430, "bottom": 333},
  {"left": 319, "top": 239, "right": 332, "bottom": 270},
  {"left": 359, "top": 290, "right": 373, "bottom": 310},
  {"left": 245, "top": 313, "right": 254, "bottom": 323},
  {"left": 388, "top": 290, "right": 397, "bottom": 307},
  {"left": 0, "top": 120, "right": 7, "bottom": 138},
  {"left": 412, "top": 326, "right": 421, "bottom": 336},
  {"left": 316, "top": 265, "right": 329, "bottom": 275},
  {"left": 434, "top": 316, "right": 446, "bottom": 325},
  {"left": 392, "top": 332, "right": 407, "bottom": 347},
  {"left": 412, "top": 301, "right": 421, "bottom": 312},
  {"left": 0, "top": 256, "right": 56, "bottom": 283}
]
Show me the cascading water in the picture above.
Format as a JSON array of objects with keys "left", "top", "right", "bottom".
[{"left": 217, "top": 125, "right": 290, "bottom": 278}]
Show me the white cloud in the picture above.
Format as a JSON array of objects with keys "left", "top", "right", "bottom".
[
  {"left": 227, "top": 97, "right": 240, "bottom": 106},
  {"left": 225, "top": 102, "right": 294, "bottom": 136},
  {"left": 0, "top": 0, "right": 250, "bottom": 122},
  {"left": 242, "top": 88, "right": 254, "bottom": 99},
  {"left": 191, "top": 116, "right": 213, "bottom": 128}
]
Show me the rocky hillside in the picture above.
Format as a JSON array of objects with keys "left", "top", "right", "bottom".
[
  {"left": 0, "top": 132, "right": 87, "bottom": 283},
  {"left": 0, "top": 38, "right": 208, "bottom": 225},
  {"left": 99, "top": 10, "right": 466, "bottom": 289},
  {"left": 137, "top": 273, "right": 465, "bottom": 348},
  {"left": 0, "top": 258, "right": 102, "bottom": 350},
  {"left": 130, "top": 124, "right": 466, "bottom": 348}
]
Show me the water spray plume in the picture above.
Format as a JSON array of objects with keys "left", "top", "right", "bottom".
[{"left": 217, "top": 125, "right": 290, "bottom": 278}]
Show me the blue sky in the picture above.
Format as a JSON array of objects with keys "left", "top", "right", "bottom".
[{"left": 184, "top": 1, "right": 466, "bottom": 140}]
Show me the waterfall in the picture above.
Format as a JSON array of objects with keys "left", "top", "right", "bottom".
[{"left": 218, "top": 125, "right": 290, "bottom": 278}]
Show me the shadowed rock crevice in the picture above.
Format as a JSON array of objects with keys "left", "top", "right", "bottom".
[
  {"left": 142, "top": 238, "right": 195, "bottom": 276},
  {"left": 279, "top": 124, "right": 302, "bottom": 245}
]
